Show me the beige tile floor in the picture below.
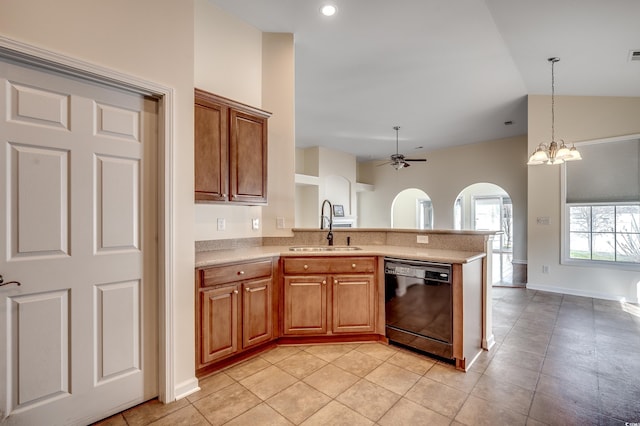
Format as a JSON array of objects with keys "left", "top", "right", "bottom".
[{"left": 95, "top": 288, "right": 640, "bottom": 425}]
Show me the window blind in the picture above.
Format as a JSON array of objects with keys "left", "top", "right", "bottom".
[{"left": 566, "top": 139, "right": 640, "bottom": 203}]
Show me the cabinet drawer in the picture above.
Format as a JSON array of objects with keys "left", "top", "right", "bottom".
[
  {"left": 283, "top": 257, "right": 376, "bottom": 274},
  {"left": 201, "top": 259, "right": 272, "bottom": 287}
]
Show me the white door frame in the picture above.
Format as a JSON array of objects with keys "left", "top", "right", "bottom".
[{"left": 0, "top": 35, "right": 176, "bottom": 403}]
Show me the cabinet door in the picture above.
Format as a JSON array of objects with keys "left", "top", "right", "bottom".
[
  {"left": 195, "top": 97, "right": 228, "bottom": 202},
  {"left": 283, "top": 275, "right": 327, "bottom": 335},
  {"left": 242, "top": 278, "right": 273, "bottom": 349},
  {"left": 332, "top": 274, "right": 376, "bottom": 333},
  {"left": 229, "top": 108, "right": 268, "bottom": 204},
  {"left": 200, "top": 285, "right": 238, "bottom": 364}
]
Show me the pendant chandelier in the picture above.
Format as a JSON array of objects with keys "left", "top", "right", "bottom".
[{"left": 527, "top": 57, "right": 582, "bottom": 165}]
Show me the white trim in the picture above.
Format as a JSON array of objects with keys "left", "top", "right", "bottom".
[
  {"left": 511, "top": 259, "right": 527, "bottom": 265},
  {"left": 0, "top": 35, "right": 176, "bottom": 402},
  {"left": 174, "top": 378, "right": 200, "bottom": 401},
  {"left": 526, "top": 281, "right": 638, "bottom": 303}
]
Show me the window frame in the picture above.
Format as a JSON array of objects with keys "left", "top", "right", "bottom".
[{"left": 560, "top": 134, "right": 640, "bottom": 271}]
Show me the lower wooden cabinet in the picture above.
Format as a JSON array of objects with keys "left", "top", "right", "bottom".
[
  {"left": 332, "top": 274, "right": 376, "bottom": 333},
  {"left": 242, "top": 278, "right": 273, "bottom": 348},
  {"left": 196, "top": 255, "right": 379, "bottom": 377},
  {"left": 200, "top": 284, "right": 239, "bottom": 364},
  {"left": 282, "top": 257, "right": 377, "bottom": 336},
  {"left": 196, "top": 258, "right": 275, "bottom": 375},
  {"left": 283, "top": 275, "right": 328, "bottom": 334}
]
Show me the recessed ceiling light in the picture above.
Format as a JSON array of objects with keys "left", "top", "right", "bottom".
[{"left": 320, "top": 4, "right": 337, "bottom": 17}]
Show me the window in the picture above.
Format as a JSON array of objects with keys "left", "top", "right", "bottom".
[
  {"left": 568, "top": 204, "right": 640, "bottom": 263},
  {"left": 563, "top": 136, "right": 640, "bottom": 266}
]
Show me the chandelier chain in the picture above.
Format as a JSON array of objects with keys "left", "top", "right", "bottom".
[{"left": 551, "top": 58, "right": 556, "bottom": 143}]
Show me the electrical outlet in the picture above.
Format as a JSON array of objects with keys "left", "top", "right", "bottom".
[
  {"left": 252, "top": 218, "right": 259, "bottom": 230},
  {"left": 217, "top": 218, "right": 226, "bottom": 231},
  {"left": 417, "top": 235, "right": 429, "bottom": 244},
  {"left": 276, "top": 217, "right": 285, "bottom": 229},
  {"left": 542, "top": 265, "right": 549, "bottom": 274}
]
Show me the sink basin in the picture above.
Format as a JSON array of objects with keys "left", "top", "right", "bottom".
[{"left": 289, "top": 246, "right": 362, "bottom": 252}]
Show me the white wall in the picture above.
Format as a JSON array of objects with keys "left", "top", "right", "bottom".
[
  {"left": 0, "top": 0, "right": 196, "bottom": 397},
  {"left": 528, "top": 95, "right": 640, "bottom": 302},
  {"left": 193, "top": 1, "right": 295, "bottom": 240},
  {"left": 359, "top": 135, "right": 528, "bottom": 261}
]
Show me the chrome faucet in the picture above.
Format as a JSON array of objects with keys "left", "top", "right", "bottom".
[{"left": 320, "top": 199, "right": 334, "bottom": 246}]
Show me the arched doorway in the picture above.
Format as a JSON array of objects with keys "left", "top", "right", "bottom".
[
  {"left": 455, "top": 183, "right": 517, "bottom": 286},
  {"left": 391, "top": 188, "right": 432, "bottom": 229}
]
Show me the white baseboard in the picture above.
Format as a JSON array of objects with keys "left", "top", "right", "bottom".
[
  {"left": 526, "top": 282, "right": 638, "bottom": 303},
  {"left": 482, "top": 334, "right": 496, "bottom": 351},
  {"left": 174, "top": 377, "right": 200, "bottom": 401}
]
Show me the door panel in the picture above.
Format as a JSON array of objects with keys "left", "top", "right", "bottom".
[
  {"left": 9, "top": 290, "right": 70, "bottom": 410},
  {"left": 95, "top": 280, "right": 140, "bottom": 382},
  {"left": 10, "top": 143, "right": 69, "bottom": 257},
  {"left": 95, "top": 155, "right": 140, "bottom": 251},
  {"left": 8, "top": 82, "right": 70, "bottom": 129},
  {"left": 0, "top": 59, "right": 157, "bottom": 425}
]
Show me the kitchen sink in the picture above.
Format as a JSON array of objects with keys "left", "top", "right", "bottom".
[{"left": 288, "top": 246, "right": 362, "bottom": 252}]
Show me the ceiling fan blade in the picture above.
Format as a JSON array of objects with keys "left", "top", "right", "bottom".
[
  {"left": 377, "top": 160, "right": 392, "bottom": 167},
  {"left": 405, "top": 158, "right": 427, "bottom": 162}
]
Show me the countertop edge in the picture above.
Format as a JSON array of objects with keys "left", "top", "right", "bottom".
[{"left": 195, "top": 245, "right": 486, "bottom": 268}]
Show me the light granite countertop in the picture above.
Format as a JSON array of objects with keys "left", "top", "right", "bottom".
[{"left": 195, "top": 245, "right": 485, "bottom": 268}]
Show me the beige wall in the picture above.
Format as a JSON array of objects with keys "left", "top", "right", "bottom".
[
  {"left": 0, "top": 0, "right": 196, "bottom": 396},
  {"left": 528, "top": 95, "right": 640, "bottom": 301},
  {"left": 193, "top": 1, "right": 295, "bottom": 240},
  {"left": 295, "top": 146, "right": 358, "bottom": 227},
  {"left": 261, "top": 33, "right": 296, "bottom": 237},
  {"left": 358, "top": 135, "right": 528, "bottom": 261}
]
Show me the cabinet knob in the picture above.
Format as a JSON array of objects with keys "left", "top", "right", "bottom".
[
  {"left": 233, "top": 290, "right": 238, "bottom": 294},
  {"left": 222, "top": 193, "right": 227, "bottom": 198},
  {"left": 246, "top": 287, "right": 250, "bottom": 292},
  {"left": 334, "top": 279, "right": 338, "bottom": 284},
  {"left": 303, "top": 265, "right": 309, "bottom": 270},
  {"left": 238, "top": 270, "right": 245, "bottom": 275},
  {"left": 351, "top": 263, "right": 356, "bottom": 268},
  {"left": 322, "top": 280, "right": 326, "bottom": 285}
]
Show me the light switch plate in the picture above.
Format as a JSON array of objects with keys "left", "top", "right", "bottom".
[
  {"left": 217, "top": 218, "right": 226, "bottom": 231},
  {"left": 252, "top": 218, "right": 259, "bottom": 230},
  {"left": 276, "top": 217, "right": 285, "bottom": 229},
  {"left": 536, "top": 216, "right": 550, "bottom": 225}
]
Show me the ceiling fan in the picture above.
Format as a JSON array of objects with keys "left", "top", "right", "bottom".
[{"left": 379, "top": 126, "right": 427, "bottom": 169}]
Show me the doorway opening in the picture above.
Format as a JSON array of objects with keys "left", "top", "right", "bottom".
[
  {"left": 391, "top": 188, "right": 433, "bottom": 229},
  {"left": 454, "top": 183, "right": 517, "bottom": 286}
]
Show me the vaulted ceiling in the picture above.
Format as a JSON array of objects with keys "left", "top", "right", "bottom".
[{"left": 209, "top": 0, "right": 640, "bottom": 161}]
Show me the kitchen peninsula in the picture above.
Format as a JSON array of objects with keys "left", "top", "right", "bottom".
[{"left": 195, "top": 229, "right": 495, "bottom": 377}]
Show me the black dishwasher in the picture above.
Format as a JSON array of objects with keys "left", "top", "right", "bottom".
[{"left": 384, "top": 258, "right": 453, "bottom": 359}]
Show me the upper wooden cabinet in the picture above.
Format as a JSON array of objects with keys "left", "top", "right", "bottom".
[{"left": 194, "top": 89, "right": 271, "bottom": 204}]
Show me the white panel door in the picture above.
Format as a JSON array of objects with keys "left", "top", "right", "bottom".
[{"left": 0, "top": 59, "right": 158, "bottom": 425}]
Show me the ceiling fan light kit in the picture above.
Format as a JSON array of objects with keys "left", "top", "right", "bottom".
[
  {"left": 527, "top": 57, "right": 582, "bottom": 166},
  {"left": 383, "top": 126, "right": 427, "bottom": 170}
]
